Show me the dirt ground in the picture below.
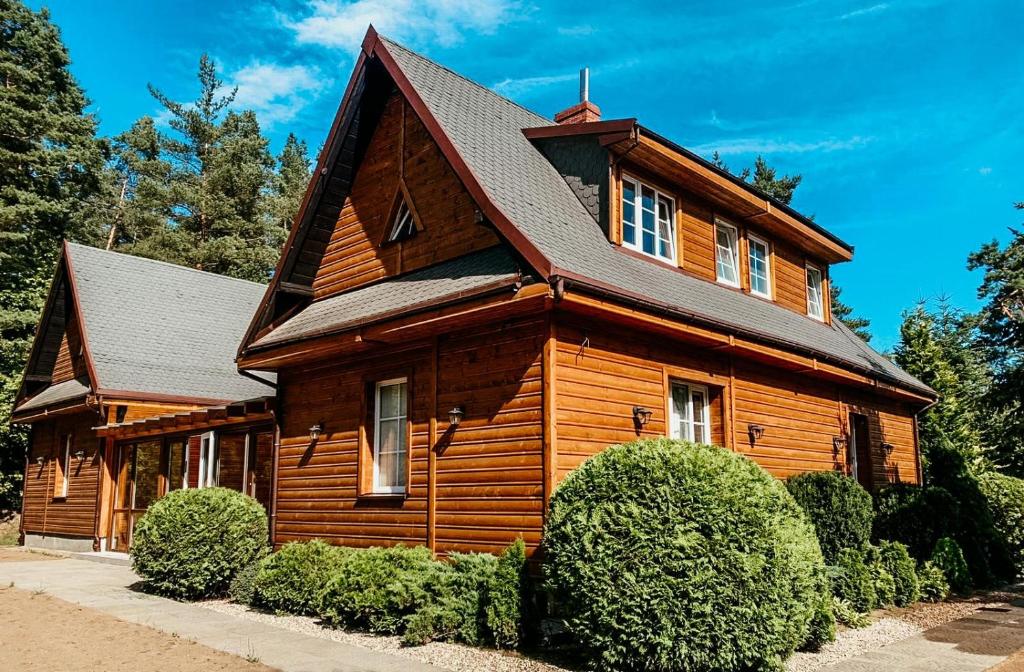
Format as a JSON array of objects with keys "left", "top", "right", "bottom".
[
  {"left": 0, "top": 547, "right": 60, "bottom": 562},
  {"left": 993, "top": 648, "right": 1024, "bottom": 671},
  {"left": 0, "top": 585, "right": 277, "bottom": 671}
]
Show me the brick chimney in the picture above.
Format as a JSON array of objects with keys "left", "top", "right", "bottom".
[{"left": 554, "top": 68, "right": 601, "bottom": 124}]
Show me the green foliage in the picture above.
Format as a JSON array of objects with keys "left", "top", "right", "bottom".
[
  {"left": 787, "top": 471, "right": 874, "bottom": 563},
  {"left": 543, "top": 439, "right": 830, "bottom": 672},
  {"left": 486, "top": 538, "right": 527, "bottom": 649},
  {"left": 864, "top": 546, "right": 896, "bottom": 608},
  {"left": 979, "top": 472, "right": 1024, "bottom": 578},
  {"left": 130, "top": 488, "right": 268, "bottom": 599},
  {"left": 831, "top": 597, "right": 870, "bottom": 629},
  {"left": 830, "top": 548, "right": 877, "bottom": 613},
  {"left": 402, "top": 551, "right": 496, "bottom": 646},
  {"left": 253, "top": 539, "right": 350, "bottom": 615},
  {"left": 877, "top": 541, "right": 920, "bottom": 607},
  {"left": 0, "top": 0, "right": 105, "bottom": 511},
  {"left": 710, "top": 153, "right": 802, "bottom": 205},
  {"left": 930, "top": 537, "right": 971, "bottom": 594},
  {"left": 229, "top": 560, "right": 261, "bottom": 606},
  {"left": 802, "top": 591, "right": 837, "bottom": 651},
  {"left": 917, "top": 561, "right": 951, "bottom": 602}
]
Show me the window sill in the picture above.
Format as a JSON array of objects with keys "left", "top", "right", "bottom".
[
  {"left": 355, "top": 492, "right": 407, "bottom": 508},
  {"left": 51, "top": 496, "right": 67, "bottom": 503}
]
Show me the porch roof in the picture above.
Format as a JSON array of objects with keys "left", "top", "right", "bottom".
[{"left": 95, "top": 396, "right": 275, "bottom": 441}]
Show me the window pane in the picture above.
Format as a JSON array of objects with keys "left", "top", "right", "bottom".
[
  {"left": 375, "top": 381, "right": 407, "bottom": 492},
  {"left": 623, "top": 221, "right": 636, "bottom": 245},
  {"left": 133, "top": 441, "right": 162, "bottom": 510},
  {"left": 379, "top": 383, "right": 404, "bottom": 418},
  {"left": 642, "top": 229, "right": 656, "bottom": 255},
  {"left": 622, "top": 180, "right": 636, "bottom": 245},
  {"left": 167, "top": 440, "right": 186, "bottom": 492},
  {"left": 716, "top": 226, "right": 739, "bottom": 285},
  {"left": 671, "top": 384, "right": 691, "bottom": 441},
  {"left": 807, "top": 267, "right": 823, "bottom": 318},
  {"left": 749, "top": 239, "right": 769, "bottom": 296},
  {"left": 641, "top": 186, "right": 655, "bottom": 220},
  {"left": 657, "top": 196, "right": 674, "bottom": 260},
  {"left": 691, "top": 391, "right": 707, "bottom": 444}
]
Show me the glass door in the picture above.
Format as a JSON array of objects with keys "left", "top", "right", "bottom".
[{"left": 109, "top": 440, "right": 162, "bottom": 551}]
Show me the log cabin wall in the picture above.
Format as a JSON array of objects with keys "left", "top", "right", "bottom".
[
  {"left": 274, "top": 315, "right": 546, "bottom": 556},
  {"left": 312, "top": 91, "right": 499, "bottom": 300},
  {"left": 49, "top": 311, "right": 87, "bottom": 385},
  {"left": 552, "top": 313, "right": 919, "bottom": 487},
  {"left": 22, "top": 411, "right": 103, "bottom": 540}
]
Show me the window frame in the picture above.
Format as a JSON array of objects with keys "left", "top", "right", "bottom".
[
  {"left": 372, "top": 377, "right": 409, "bottom": 495},
  {"left": 197, "top": 431, "right": 216, "bottom": 488},
  {"left": 620, "top": 173, "right": 678, "bottom": 265},
  {"left": 714, "top": 219, "right": 741, "bottom": 288},
  {"left": 669, "top": 381, "right": 711, "bottom": 444},
  {"left": 54, "top": 434, "right": 71, "bottom": 499},
  {"left": 806, "top": 263, "right": 825, "bottom": 321},
  {"left": 747, "top": 233, "right": 772, "bottom": 299}
]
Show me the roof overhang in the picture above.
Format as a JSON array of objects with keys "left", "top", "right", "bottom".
[{"left": 96, "top": 397, "right": 275, "bottom": 440}]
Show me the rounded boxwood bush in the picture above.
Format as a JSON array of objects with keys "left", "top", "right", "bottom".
[
  {"left": 877, "top": 541, "right": 920, "bottom": 606},
  {"left": 543, "top": 439, "right": 831, "bottom": 672},
  {"left": 131, "top": 487, "right": 268, "bottom": 599},
  {"left": 253, "top": 539, "right": 351, "bottom": 615},
  {"left": 931, "top": 537, "right": 971, "bottom": 594},
  {"left": 830, "top": 548, "right": 876, "bottom": 613},
  {"left": 979, "top": 472, "right": 1024, "bottom": 579},
  {"left": 872, "top": 484, "right": 960, "bottom": 561},
  {"left": 787, "top": 471, "right": 873, "bottom": 563}
]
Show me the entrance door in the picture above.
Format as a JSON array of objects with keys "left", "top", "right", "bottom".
[
  {"left": 849, "top": 413, "right": 873, "bottom": 490},
  {"left": 110, "top": 440, "right": 162, "bottom": 551}
]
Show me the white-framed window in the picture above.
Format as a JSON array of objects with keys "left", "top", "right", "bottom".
[
  {"left": 806, "top": 264, "right": 825, "bottom": 320},
  {"left": 621, "top": 175, "right": 676, "bottom": 263},
  {"left": 669, "top": 382, "right": 710, "bottom": 444},
  {"left": 715, "top": 220, "right": 740, "bottom": 287},
  {"left": 373, "top": 378, "right": 408, "bottom": 494},
  {"left": 58, "top": 435, "right": 71, "bottom": 498},
  {"left": 748, "top": 234, "right": 771, "bottom": 298},
  {"left": 197, "top": 431, "right": 217, "bottom": 488},
  {"left": 386, "top": 198, "right": 416, "bottom": 243}
]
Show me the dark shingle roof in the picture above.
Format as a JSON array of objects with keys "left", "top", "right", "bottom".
[
  {"left": 16, "top": 379, "right": 91, "bottom": 413},
  {"left": 252, "top": 246, "right": 522, "bottom": 349},
  {"left": 65, "top": 243, "right": 274, "bottom": 401},
  {"left": 378, "top": 37, "right": 932, "bottom": 397}
]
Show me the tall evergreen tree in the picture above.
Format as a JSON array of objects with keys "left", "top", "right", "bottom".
[
  {"left": 268, "top": 133, "right": 311, "bottom": 231},
  {"left": 710, "top": 152, "right": 871, "bottom": 339},
  {"left": 967, "top": 206, "right": 1024, "bottom": 475}
]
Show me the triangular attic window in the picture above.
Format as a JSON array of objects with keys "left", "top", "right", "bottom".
[{"left": 386, "top": 198, "right": 416, "bottom": 243}]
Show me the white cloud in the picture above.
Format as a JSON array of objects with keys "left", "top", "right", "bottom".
[
  {"left": 228, "top": 62, "right": 326, "bottom": 125},
  {"left": 840, "top": 3, "right": 890, "bottom": 20},
  {"left": 978, "top": 166, "right": 993, "bottom": 175},
  {"left": 692, "top": 135, "right": 874, "bottom": 156},
  {"left": 492, "top": 72, "right": 577, "bottom": 97},
  {"left": 282, "top": 0, "right": 518, "bottom": 51}
]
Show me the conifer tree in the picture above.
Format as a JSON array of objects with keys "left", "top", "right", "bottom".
[
  {"left": 0, "top": 0, "right": 104, "bottom": 509},
  {"left": 268, "top": 133, "right": 311, "bottom": 231}
]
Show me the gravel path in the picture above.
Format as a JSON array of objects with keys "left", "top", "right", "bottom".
[{"left": 199, "top": 601, "right": 574, "bottom": 672}]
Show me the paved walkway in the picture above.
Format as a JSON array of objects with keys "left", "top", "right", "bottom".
[
  {"left": 821, "top": 601, "right": 1024, "bottom": 672},
  {"left": 0, "top": 552, "right": 446, "bottom": 672}
]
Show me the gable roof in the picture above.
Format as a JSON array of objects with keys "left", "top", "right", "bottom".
[
  {"left": 15, "top": 243, "right": 274, "bottom": 415},
  {"left": 240, "top": 27, "right": 933, "bottom": 399}
]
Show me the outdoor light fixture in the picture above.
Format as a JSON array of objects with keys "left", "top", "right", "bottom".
[
  {"left": 35, "top": 455, "right": 44, "bottom": 466},
  {"left": 308, "top": 423, "right": 322, "bottom": 442},
  {"left": 881, "top": 442, "right": 895, "bottom": 455},
  {"left": 74, "top": 449, "right": 86, "bottom": 461},
  {"left": 448, "top": 406, "right": 464, "bottom": 427},
  {"left": 747, "top": 423, "right": 766, "bottom": 442},
  {"left": 632, "top": 406, "right": 653, "bottom": 427},
  {"left": 832, "top": 436, "right": 848, "bottom": 452}
]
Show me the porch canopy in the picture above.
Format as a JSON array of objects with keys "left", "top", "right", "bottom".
[{"left": 95, "top": 396, "right": 274, "bottom": 440}]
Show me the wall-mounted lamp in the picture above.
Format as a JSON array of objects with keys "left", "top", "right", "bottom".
[
  {"left": 881, "top": 442, "right": 894, "bottom": 455},
  {"left": 73, "top": 450, "right": 86, "bottom": 461},
  {"left": 308, "top": 423, "right": 323, "bottom": 442},
  {"left": 448, "top": 406, "right": 464, "bottom": 427},
  {"left": 632, "top": 406, "right": 653, "bottom": 427},
  {"left": 35, "top": 455, "right": 44, "bottom": 466},
  {"left": 832, "top": 436, "right": 849, "bottom": 452},
  {"left": 747, "top": 424, "right": 766, "bottom": 443}
]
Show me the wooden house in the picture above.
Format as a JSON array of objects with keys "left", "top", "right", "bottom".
[
  {"left": 232, "top": 28, "right": 936, "bottom": 557},
  {"left": 11, "top": 243, "right": 275, "bottom": 551}
]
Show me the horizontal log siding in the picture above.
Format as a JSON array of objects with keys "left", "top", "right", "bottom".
[
  {"left": 274, "top": 317, "right": 546, "bottom": 556},
  {"left": 312, "top": 91, "right": 497, "bottom": 300},
  {"left": 553, "top": 314, "right": 919, "bottom": 485},
  {"left": 50, "top": 312, "right": 85, "bottom": 384},
  {"left": 22, "top": 412, "right": 102, "bottom": 538}
]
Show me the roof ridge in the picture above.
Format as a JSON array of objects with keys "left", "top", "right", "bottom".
[
  {"left": 65, "top": 241, "right": 268, "bottom": 289},
  {"left": 377, "top": 35, "right": 554, "bottom": 128}
]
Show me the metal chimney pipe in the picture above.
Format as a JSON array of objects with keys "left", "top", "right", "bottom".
[{"left": 580, "top": 67, "right": 589, "bottom": 103}]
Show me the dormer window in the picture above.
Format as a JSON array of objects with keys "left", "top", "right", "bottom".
[
  {"left": 748, "top": 234, "right": 771, "bottom": 298},
  {"left": 714, "top": 220, "right": 740, "bottom": 287},
  {"left": 386, "top": 198, "right": 416, "bottom": 243},
  {"left": 806, "top": 264, "right": 825, "bottom": 320},
  {"left": 621, "top": 176, "right": 676, "bottom": 263}
]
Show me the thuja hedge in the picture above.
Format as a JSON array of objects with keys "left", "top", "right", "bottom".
[
  {"left": 787, "top": 471, "right": 873, "bottom": 563},
  {"left": 978, "top": 472, "right": 1024, "bottom": 579},
  {"left": 543, "top": 439, "right": 833, "bottom": 672},
  {"left": 131, "top": 488, "right": 268, "bottom": 599}
]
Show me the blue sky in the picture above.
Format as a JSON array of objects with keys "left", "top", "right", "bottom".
[{"left": 32, "top": 0, "right": 1023, "bottom": 349}]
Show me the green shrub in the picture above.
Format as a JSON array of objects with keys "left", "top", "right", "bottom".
[
  {"left": 402, "top": 551, "right": 495, "bottom": 646},
  {"left": 253, "top": 539, "right": 350, "bottom": 615},
  {"left": 229, "top": 559, "right": 262, "bottom": 606},
  {"left": 832, "top": 597, "right": 870, "bottom": 628},
  {"left": 486, "top": 538, "right": 527, "bottom": 649},
  {"left": 865, "top": 548, "right": 896, "bottom": 609},
  {"left": 917, "top": 561, "right": 951, "bottom": 602},
  {"left": 877, "top": 541, "right": 920, "bottom": 606},
  {"left": 319, "top": 545, "right": 442, "bottom": 635},
  {"left": 830, "top": 548, "right": 877, "bottom": 613},
  {"left": 801, "top": 591, "right": 837, "bottom": 652},
  {"left": 979, "top": 472, "right": 1024, "bottom": 579},
  {"left": 543, "top": 439, "right": 830, "bottom": 672},
  {"left": 873, "top": 484, "right": 960, "bottom": 561},
  {"left": 131, "top": 488, "right": 268, "bottom": 599},
  {"left": 787, "top": 471, "right": 874, "bottom": 563},
  {"left": 931, "top": 537, "right": 971, "bottom": 594}
]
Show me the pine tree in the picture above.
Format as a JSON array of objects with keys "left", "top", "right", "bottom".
[
  {"left": 268, "top": 133, "right": 311, "bottom": 231},
  {"left": 0, "top": 0, "right": 104, "bottom": 509}
]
